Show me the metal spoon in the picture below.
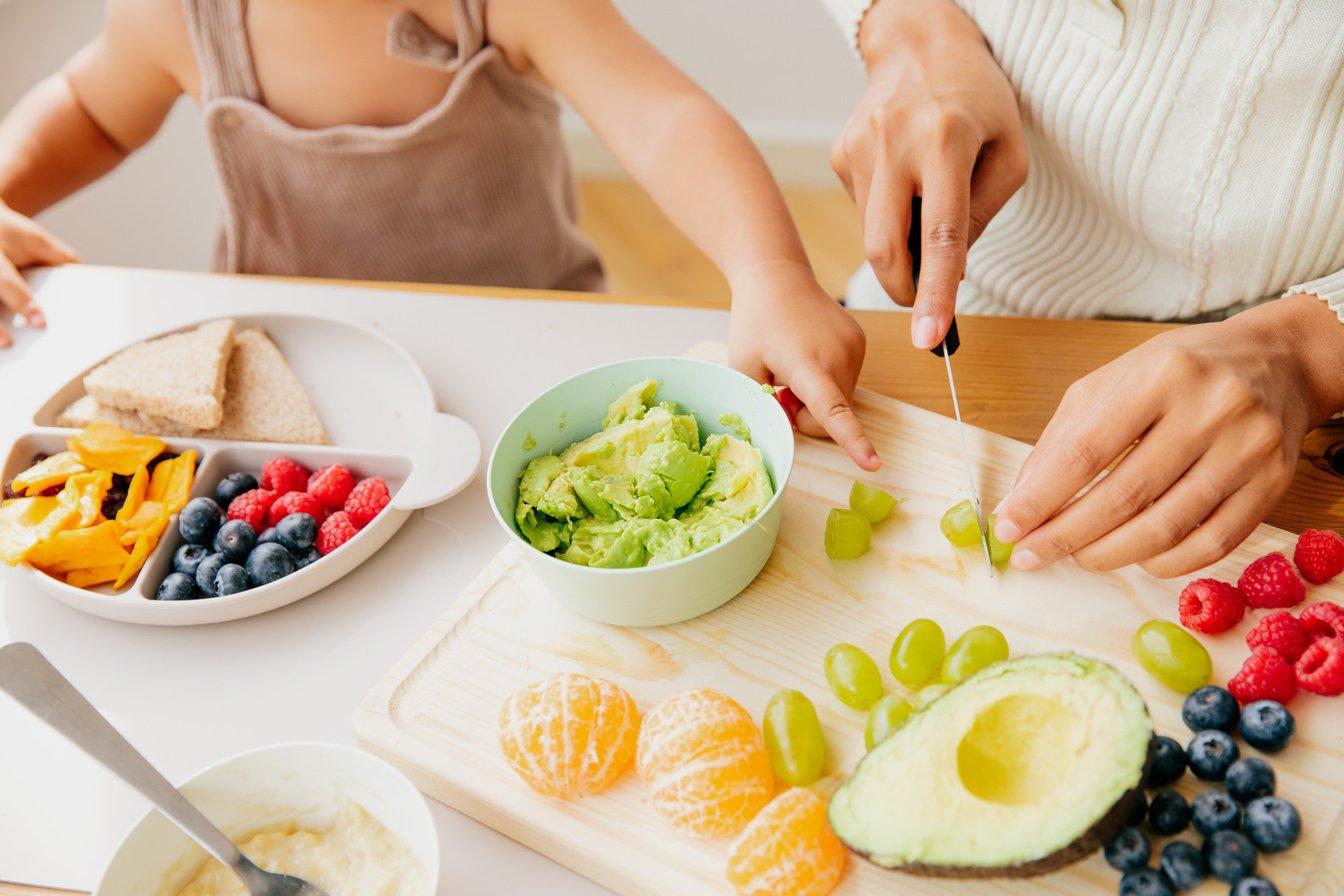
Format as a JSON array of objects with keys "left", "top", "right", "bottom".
[{"left": 0, "top": 642, "right": 329, "bottom": 896}]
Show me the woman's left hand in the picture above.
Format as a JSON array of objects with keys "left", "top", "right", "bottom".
[
  {"left": 728, "top": 260, "right": 880, "bottom": 472},
  {"left": 993, "top": 294, "right": 1344, "bottom": 578}
]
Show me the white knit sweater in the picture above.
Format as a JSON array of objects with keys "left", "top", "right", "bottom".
[{"left": 823, "top": 0, "right": 1344, "bottom": 325}]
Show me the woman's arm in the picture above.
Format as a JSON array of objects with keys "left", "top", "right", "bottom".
[{"left": 489, "top": 0, "right": 879, "bottom": 470}]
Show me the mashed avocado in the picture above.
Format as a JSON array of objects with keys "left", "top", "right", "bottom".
[{"left": 515, "top": 380, "right": 774, "bottom": 568}]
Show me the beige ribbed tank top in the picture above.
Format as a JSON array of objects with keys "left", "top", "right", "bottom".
[{"left": 181, "top": 0, "right": 605, "bottom": 292}]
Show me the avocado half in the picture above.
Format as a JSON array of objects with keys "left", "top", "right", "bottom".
[{"left": 828, "top": 653, "right": 1153, "bottom": 878}]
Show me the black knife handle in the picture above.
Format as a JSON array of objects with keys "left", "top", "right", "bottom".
[{"left": 908, "top": 196, "right": 961, "bottom": 359}]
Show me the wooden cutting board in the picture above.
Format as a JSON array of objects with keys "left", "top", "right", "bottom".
[{"left": 354, "top": 347, "right": 1344, "bottom": 896}]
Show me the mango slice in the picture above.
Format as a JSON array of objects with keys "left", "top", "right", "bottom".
[
  {"left": 114, "top": 514, "right": 169, "bottom": 590},
  {"left": 147, "top": 450, "right": 197, "bottom": 514},
  {"left": 67, "top": 422, "right": 165, "bottom": 476},
  {"left": 10, "top": 452, "right": 88, "bottom": 496},
  {"left": 116, "top": 465, "right": 150, "bottom": 524},
  {"left": 119, "top": 501, "right": 167, "bottom": 544},
  {"left": 0, "top": 497, "right": 60, "bottom": 565},
  {"left": 29, "top": 521, "right": 131, "bottom": 572},
  {"left": 64, "top": 565, "right": 124, "bottom": 589},
  {"left": 66, "top": 469, "right": 113, "bottom": 528}
]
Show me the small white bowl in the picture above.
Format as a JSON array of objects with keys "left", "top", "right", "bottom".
[
  {"left": 487, "top": 357, "right": 794, "bottom": 627},
  {"left": 94, "top": 742, "right": 439, "bottom": 896}
]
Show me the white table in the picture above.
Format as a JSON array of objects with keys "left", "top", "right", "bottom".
[{"left": 0, "top": 265, "right": 729, "bottom": 893}]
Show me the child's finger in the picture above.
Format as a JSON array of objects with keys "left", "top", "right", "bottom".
[
  {"left": 0, "top": 257, "right": 42, "bottom": 336},
  {"left": 788, "top": 367, "right": 880, "bottom": 472},
  {"left": 14, "top": 218, "right": 79, "bottom": 266}
]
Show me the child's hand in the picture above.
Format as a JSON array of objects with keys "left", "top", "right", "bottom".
[
  {"left": 0, "top": 201, "right": 77, "bottom": 347},
  {"left": 728, "top": 260, "right": 880, "bottom": 471}
]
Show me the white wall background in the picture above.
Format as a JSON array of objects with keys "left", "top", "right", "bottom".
[{"left": 0, "top": 0, "right": 863, "bottom": 272}]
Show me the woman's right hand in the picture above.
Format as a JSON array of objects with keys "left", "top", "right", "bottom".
[
  {"left": 0, "top": 201, "right": 77, "bottom": 347},
  {"left": 831, "top": 0, "right": 1027, "bottom": 350}
]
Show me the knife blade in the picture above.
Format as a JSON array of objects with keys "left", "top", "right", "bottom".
[{"left": 909, "top": 197, "right": 995, "bottom": 577}]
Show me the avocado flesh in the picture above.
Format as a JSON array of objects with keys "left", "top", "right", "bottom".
[{"left": 829, "top": 653, "right": 1153, "bottom": 877}]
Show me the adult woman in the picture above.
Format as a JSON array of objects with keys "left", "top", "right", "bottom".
[{"left": 820, "top": 0, "right": 1344, "bottom": 577}]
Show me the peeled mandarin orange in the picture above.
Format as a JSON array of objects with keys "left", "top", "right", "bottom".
[
  {"left": 498, "top": 673, "right": 639, "bottom": 798},
  {"left": 726, "top": 787, "right": 846, "bottom": 896},
  {"left": 636, "top": 688, "right": 774, "bottom": 838}
]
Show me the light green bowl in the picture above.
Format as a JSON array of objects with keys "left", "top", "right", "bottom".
[{"left": 488, "top": 357, "right": 795, "bottom": 627}]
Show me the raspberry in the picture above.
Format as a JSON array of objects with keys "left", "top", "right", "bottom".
[
  {"left": 315, "top": 510, "right": 359, "bottom": 555},
  {"left": 1295, "top": 637, "right": 1344, "bottom": 696},
  {"left": 1179, "top": 579, "right": 1247, "bottom": 634},
  {"left": 267, "top": 490, "right": 327, "bottom": 527},
  {"left": 308, "top": 464, "right": 356, "bottom": 509},
  {"left": 260, "top": 457, "right": 310, "bottom": 496},
  {"left": 1293, "top": 529, "right": 1344, "bottom": 585},
  {"left": 344, "top": 477, "right": 390, "bottom": 528},
  {"left": 1299, "top": 601, "right": 1344, "bottom": 645},
  {"left": 1245, "top": 611, "right": 1309, "bottom": 663},
  {"left": 1228, "top": 648, "right": 1298, "bottom": 706},
  {"left": 226, "top": 488, "right": 278, "bottom": 531},
  {"left": 1237, "top": 553, "right": 1306, "bottom": 609}
]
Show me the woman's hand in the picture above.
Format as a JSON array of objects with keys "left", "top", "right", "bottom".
[
  {"left": 832, "top": 0, "right": 1026, "bottom": 349},
  {"left": 728, "top": 260, "right": 879, "bottom": 471},
  {"left": 993, "top": 295, "right": 1344, "bottom": 578},
  {"left": 0, "top": 201, "right": 77, "bottom": 348}
]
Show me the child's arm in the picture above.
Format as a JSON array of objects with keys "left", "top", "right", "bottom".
[
  {"left": 489, "top": 0, "right": 879, "bottom": 471},
  {"left": 0, "top": 0, "right": 184, "bottom": 345}
]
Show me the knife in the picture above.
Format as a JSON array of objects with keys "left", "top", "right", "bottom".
[{"left": 909, "top": 197, "right": 995, "bottom": 577}]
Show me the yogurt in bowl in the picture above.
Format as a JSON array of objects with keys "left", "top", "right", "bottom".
[{"left": 94, "top": 742, "right": 438, "bottom": 896}]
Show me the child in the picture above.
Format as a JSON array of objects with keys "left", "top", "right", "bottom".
[{"left": 0, "top": 0, "right": 879, "bottom": 470}]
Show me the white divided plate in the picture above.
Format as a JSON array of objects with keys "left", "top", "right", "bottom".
[{"left": 4, "top": 314, "right": 481, "bottom": 625}]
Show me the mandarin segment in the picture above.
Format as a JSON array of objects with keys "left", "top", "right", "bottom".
[
  {"left": 726, "top": 787, "right": 845, "bottom": 896},
  {"left": 498, "top": 673, "right": 639, "bottom": 799},
  {"left": 637, "top": 688, "right": 774, "bottom": 838}
]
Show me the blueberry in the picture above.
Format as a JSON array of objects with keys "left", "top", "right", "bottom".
[
  {"left": 212, "top": 519, "right": 256, "bottom": 563},
  {"left": 1182, "top": 686, "right": 1239, "bottom": 733},
  {"left": 245, "top": 542, "right": 296, "bottom": 586},
  {"left": 194, "top": 553, "right": 228, "bottom": 597},
  {"left": 1239, "top": 701, "right": 1294, "bottom": 754},
  {"left": 213, "top": 563, "right": 251, "bottom": 596},
  {"left": 1119, "top": 868, "right": 1174, "bottom": 896},
  {"left": 1158, "top": 841, "right": 1207, "bottom": 892},
  {"left": 1243, "top": 796, "right": 1300, "bottom": 853},
  {"left": 215, "top": 471, "right": 259, "bottom": 510},
  {"left": 1203, "top": 830, "right": 1258, "bottom": 884},
  {"left": 1225, "top": 757, "right": 1275, "bottom": 803},
  {"left": 1104, "top": 826, "right": 1152, "bottom": 872},
  {"left": 257, "top": 527, "right": 282, "bottom": 546},
  {"left": 1148, "top": 789, "right": 1192, "bottom": 836},
  {"left": 1191, "top": 791, "right": 1242, "bottom": 836},
  {"left": 155, "top": 572, "right": 199, "bottom": 601},
  {"left": 1187, "top": 729, "right": 1239, "bottom": 781},
  {"left": 172, "top": 543, "right": 210, "bottom": 577},
  {"left": 292, "top": 546, "right": 322, "bottom": 570},
  {"left": 1230, "top": 877, "right": 1281, "bottom": 896},
  {"left": 179, "top": 497, "right": 224, "bottom": 545},
  {"left": 275, "top": 512, "right": 318, "bottom": 551},
  {"left": 1146, "top": 735, "right": 1188, "bottom": 788}
]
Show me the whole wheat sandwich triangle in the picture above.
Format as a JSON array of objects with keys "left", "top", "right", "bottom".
[{"left": 82, "top": 318, "right": 234, "bottom": 430}]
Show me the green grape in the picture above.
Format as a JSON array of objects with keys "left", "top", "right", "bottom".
[
  {"left": 1132, "top": 620, "right": 1212, "bottom": 694},
  {"left": 888, "top": 618, "right": 946, "bottom": 687},
  {"left": 940, "top": 499, "right": 982, "bottom": 547},
  {"left": 864, "top": 695, "right": 914, "bottom": 750},
  {"left": 849, "top": 481, "right": 900, "bottom": 524},
  {"left": 940, "top": 625, "right": 1010, "bottom": 684},
  {"left": 825, "top": 508, "right": 872, "bottom": 560},
  {"left": 762, "top": 689, "right": 826, "bottom": 786},
  {"left": 986, "top": 513, "right": 1014, "bottom": 565},
  {"left": 916, "top": 683, "right": 951, "bottom": 708},
  {"left": 824, "top": 643, "right": 884, "bottom": 709}
]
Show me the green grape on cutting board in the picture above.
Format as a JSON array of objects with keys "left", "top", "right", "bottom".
[
  {"left": 762, "top": 689, "right": 826, "bottom": 787},
  {"left": 825, "top": 643, "right": 884, "bottom": 709}
]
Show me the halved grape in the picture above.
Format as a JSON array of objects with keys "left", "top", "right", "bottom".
[
  {"left": 824, "top": 643, "right": 884, "bottom": 709},
  {"left": 849, "top": 481, "right": 900, "bottom": 524},
  {"left": 864, "top": 695, "right": 914, "bottom": 750},
  {"left": 986, "top": 512, "right": 1014, "bottom": 565},
  {"left": 1132, "top": 620, "right": 1212, "bottom": 694},
  {"left": 940, "top": 625, "right": 1010, "bottom": 684},
  {"left": 889, "top": 618, "right": 946, "bottom": 687},
  {"left": 940, "top": 499, "right": 982, "bottom": 547},
  {"left": 762, "top": 689, "right": 826, "bottom": 786},
  {"left": 825, "top": 508, "right": 872, "bottom": 560}
]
